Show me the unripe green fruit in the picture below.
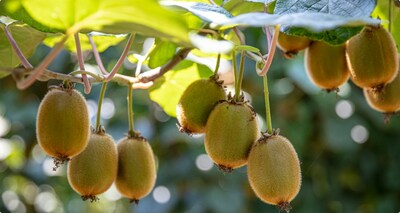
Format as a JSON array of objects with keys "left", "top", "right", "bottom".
[
  {"left": 277, "top": 33, "right": 311, "bottom": 59},
  {"left": 115, "top": 136, "right": 157, "bottom": 203},
  {"left": 177, "top": 77, "right": 226, "bottom": 134},
  {"left": 364, "top": 57, "right": 400, "bottom": 113},
  {"left": 204, "top": 100, "right": 259, "bottom": 171},
  {"left": 67, "top": 132, "right": 118, "bottom": 202},
  {"left": 247, "top": 134, "right": 301, "bottom": 212},
  {"left": 36, "top": 87, "right": 90, "bottom": 168},
  {"left": 346, "top": 25, "right": 399, "bottom": 89},
  {"left": 305, "top": 41, "right": 349, "bottom": 91}
]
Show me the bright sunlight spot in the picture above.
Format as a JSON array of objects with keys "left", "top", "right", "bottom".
[
  {"left": 34, "top": 191, "right": 58, "bottom": 213},
  {"left": 42, "top": 158, "right": 64, "bottom": 176},
  {"left": 196, "top": 154, "right": 214, "bottom": 171},
  {"left": 0, "top": 116, "right": 10, "bottom": 137},
  {"left": 101, "top": 98, "right": 116, "bottom": 119},
  {"left": 103, "top": 184, "right": 122, "bottom": 201},
  {"left": 337, "top": 83, "right": 351, "bottom": 97},
  {"left": 0, "top": 139, "right": 12, "bottom": 160},
  {"left": 153, "top": 186, "right": 171, "bottom": 204},
  {"left": 335, "top": 100, "right": 354, "bottom": 119},
  {"left": 351, "top": 125, "right": 369, "bottom": 144}
]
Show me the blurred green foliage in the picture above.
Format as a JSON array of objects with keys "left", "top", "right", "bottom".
[{"left": 1, "top": 27, "right": 400, "bottom": 213}]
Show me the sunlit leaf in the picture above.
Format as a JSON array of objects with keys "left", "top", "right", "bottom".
[
  {"left": 0, "top": 22, "right": 46, "bottom": 78},
  {"left": 149, "top": 60, "right": 213, "bottom": 117},
  {"left": 189, "top": 33, "right": 234, "bottom": 54},
  {"left": 223, "top": 0, "right": 264, "bottom": 16},
  {"left": 148, "top": 39, "right": 177, "bottom": 69},
  {"left": 43, "top": 33, "right": 127, "bottom": 53},
  {"left": 21, "top": 0, "right": 191, "bottom": 46}
]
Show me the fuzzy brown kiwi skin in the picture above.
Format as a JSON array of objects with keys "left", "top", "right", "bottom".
[
  {"left": 277, "top": 33, "right": 311, "bottom": 59},
  {"left": 204, "top": 99, "right": 259, "bottom": 172},
  {"left": 36, "top": 87, "right": 90, "bottom": 169},
  {"left": 305, "top": 41, "right": 349, "bottom": 91},
  {"left": 115, "top": 134, "right": 157, "bottom": 203},
  {"left": 247, "top": 133, "right": 301, "bottom": 212},
  {"left": 346, "top": 25, "right": 399, "bottom": 89},
  {"left": 364, "top": 57, "right": 400, "bottom": 114},
  {"left": 67, "top": 131, "right": 118, "bottom": 202},
  {"left": 177, "top": 76, "right": 226, "bottom": 135}
]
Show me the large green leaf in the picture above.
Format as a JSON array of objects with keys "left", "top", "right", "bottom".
[
  {"left": 274, "top": 0, "right": 377, "bottom": 44},
  {"left": 0, "top": 22, "right": 46, "bottom": 78},
  {"left": 0, "top": 0, "right": 59, "bottom": 33},
  {"left": 372, "top": 1, "right": 400, "bottom": 53},
  {"left": 43, "top": 33, "right": 127, "bottom": 53},
  {"left": 20, "top": 0, "right": 190, "bottom": 46},
  {"left": 149, "top": 60, "right": 213, "bottom": 117},
  {"left": 223, "top": 0, "right": 265, "bottom": 16}
]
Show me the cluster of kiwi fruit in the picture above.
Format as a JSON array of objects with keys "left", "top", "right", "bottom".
[
  {"left": 36, "top": 83, "right": 156, "bottom": 203},
  {"left": 177, "top": 75, "right": 301, "bottom": 211},
  {"left": 277, "top": 25, "right": 400, "bottom": 117}
]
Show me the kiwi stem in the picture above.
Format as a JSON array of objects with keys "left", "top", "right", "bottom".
[
  {"left": 263, "top": 75, "right": 273, "bottom": 135},
  {"left": 88, "top": 34, "right": 108, "bottom": 75},
  {"left": 105, "top": 33, "right": 135, "bottom": 82},
  {"left": 74, "top": 33, "right": 91, "bottom": 94},
  {"left": 214, "top": 53, "right": 221, "bottom": 74},
  {"left": 127, "top": 83, "right": 135, "bottom": 137},
  {"left": 232, "top": 51, "right": 238, "bottom": 95},
  {"left": 95, "top": 82, "right": 108, "bottom": 132},
  {"left": 4, "top": 25, "right": 33, "bottom": 69},
  {"left": 234, "top": 51, "right": 246, "bottom": 102},
  {"left": 257, "top": 25, "right": 280, "bottom": 76},
  {"left": 69, "top": 70, "right": 104, "bottom": 81},
  {"left": 16, "top": 34, "right": 68, "bottom": 90},
  {"left": 389, "top": 0, "right": 392, "bottom": 33}
]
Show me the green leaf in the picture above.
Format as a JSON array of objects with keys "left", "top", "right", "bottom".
[
  {"left": 163, "top": 1, "right": 233, "bottom": 23},
  {"left": 274, "top": 0, "right": 376, "bottom": 17},
  {"left": 21, "top": 0, "right": 190, "bottom": 46},
  {"left": 223, "top": 0, "right": 264, "bottom": 16},
  {"left": 0, "top": 0, "right": 59, "bottom": 33},
  {"left": 43, "top": 33, "right": 127, "bottom": 53},
  {"left": 372, "top": 1, "right": 400, "bottom": 53},
  {"left": 0, "top": 22, "right": 46, "bottom": 78},
  {"left": 274, "top": 0, "right": 377, "bottom": 44},
  {"left": 149, "top": 60, "right": 213, "bottom": 117},
  {"left": 148, "top": 39, "right": 177, "bottom": 69}
]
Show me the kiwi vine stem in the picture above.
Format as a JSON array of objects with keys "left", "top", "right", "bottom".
[
  {"left": 74, "top": 33, "right": 91, "bottom": 94},
  {"left": 96, "top": 82, "right": 108, "bottom": 132},
  {"left": 232, "top": 51, "right": 238, "bottom": 97},
  {"left": 88, "top": 34, "right": 108, "bottom": 75},
  {"left": 127, "top": 83, "right": 135, "bottom": 137},
  {"left": 235, "top": 51, "right": 246, "bottom": 102},
  {"left": 257, "top": 25, "right": 279, "bottom": 76},
  {"left": 263, "top": 75, "right": 273, "bottom": 135},
  {"left": 17, "top": 35, "right": 68, "bottom": 90},
  {"left": 105, "top": 33, "right": 135, "bottom": 82},
  {"left": 214, "top": 53, "right": 221, "bottom": 74},
  {"left": 389, "top": 0, "right": 392, "bottom": 33},
  {"left": 4, "top": 28, "right": 190, "bottom": 89},
  {"left": 4, "top": 25, "right": 33, "bottom": 69}
]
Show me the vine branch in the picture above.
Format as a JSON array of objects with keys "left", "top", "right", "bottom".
[{"left": 138, "top": 47, "right": 193, "bottom": 83}]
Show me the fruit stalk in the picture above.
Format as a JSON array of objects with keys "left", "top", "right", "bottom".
[
  {"left": 214, "top": 53, "right": 221, "bottom": 74},
  {"left": 127, "top": 83, "right": 135, "bottom": 137},
  {"left": 234, "top": 51, "right": 246, "bottom": 102},
  {"left": 263, "top": 75, "right": 273, "bottom": 135},
  {"left": 96, "top": 82, "right": 108, "bottom": 132}
]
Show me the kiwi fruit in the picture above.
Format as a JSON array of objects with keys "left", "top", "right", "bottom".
[
  {"left": 364, "top": 57, "right": 400, "bottom": 114},
  {"left": 36, "top": 86, "right": 90, "bottom": 169},
  {"left": 346, "top": 25, "right": 399, "bottom": 89},
  {"left": 247, "top": 133, "right": 301, "bottom": 212},
  {"left": 67, "top": 131, "right": 118, "bottom": 202},
  {"left": 115, "top": 135, "right": 157, "bottom": 204},
  {"left": 177, "top": 76, "right": 226, "bottom": 134},
  {"left": 204, "top": 99, "right": 259, "bottom": 172},
  {"left": 305, "top": 41, "right": 349, "bottom": 91},
  {"left": 277, "top": 32, "right": 311, "bottom": 59}
]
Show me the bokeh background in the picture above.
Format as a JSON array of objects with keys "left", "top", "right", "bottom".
[{"left": 1, "top": 28, "right": 400, "bottom": 213}]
